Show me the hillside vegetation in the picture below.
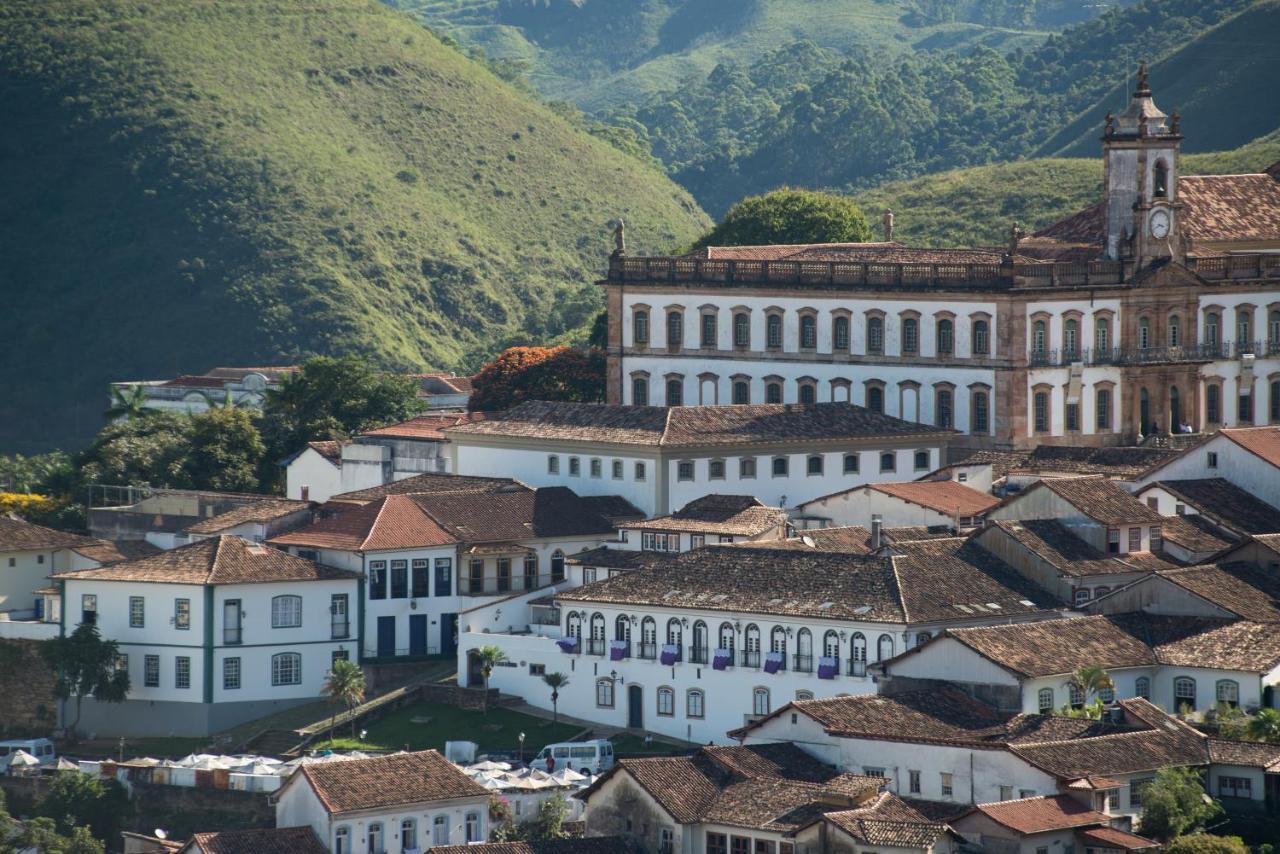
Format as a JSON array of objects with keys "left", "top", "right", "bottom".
[
  {"left": 0, "top": 0, "right": 709, "bottom": 454},
  {"left": 854, "top": 130, "right": 1280, "bottom": 248}
]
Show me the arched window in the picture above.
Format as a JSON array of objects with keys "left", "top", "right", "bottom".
[
  {"left": 550, "top": 550, "right": 565, "bottom": 582},
  {"left": 666, "top": 618, "right": 683, "bottom": 653},
  {"left": 1207, "top": 384, "right": 1222, "bottom": 424},
  {"left": 368, "top": 822, "right": 384, "bottom": 854},
  {"left": 1095, "top": 316, "right": 1110, "bottom": 354},
  {"left": 524, "top": 553, "right": 538, "bottom": 588},
  {"left": 902, "top": 317, "right": 919, "bottom": 354},
  {"left": 800, "top": 315, "right": 817, "bottom": 349},
  {"left": 806, "top": 454, "right": 823, "bottom": 475},
  {"left": 834, "top": 316, "right": 851, "bottom": 351},
  {"left": 1238, "top": 309, "right": 1254, "bottom": 352},
  {"left": 915, "top": 631, "right": 932, "bottom": 647},
  {"left": 465, "top": 812, "right": 481, "bottom": 843},
  {"left": 1205, "top": 311, "right": 1221, "bottom": 348},
  {"left": 876, "top": 634, "right": 894, "bottom": 661},
  {"left": 772, "top": 456, "right": 788, "bottom": 477},
  {"left": 614, "top": 614, "right": 631, "bottom": 643},
  {"left": 850, "top": 634, "right": 867, "bottom": 676},
  {"left": 752, "top": 687, "right": 770, "bottom": 716},
  {"left": 972, "top": 389, "right": 989, "bottom": 434},
  {"left": 1098, "top": 685, "right": 1115, "bottom": 703},
  {"left": 1074, "top": 588, "right": 1091, "bottom": 606},
  {"left": 937, "top": 318, "right": 953, "bottom": 355},
  {"left": 666, "top": 378, "right": 683, "bottom": 406},
  {"left": 1096, "top": 388, "right": 1112, "bottom": 430},
  {"left": 1032, "top": 320, "right": 1047, "bottom": 355},
  {"left": 734, "top": 312, "right": 750, "bottom": 347},
  {"left": 566, "top": 612, "right": 582, "bottom": 640},
  {"left": 766, "top": 313, "right": 783, "bottom": 349},
  {"left": 1135, "top": 676, "right": 1151, "bottom": 700},
  {"left": 687, "top": 689, "right": 705, "bottom": 718},
  {"left": 1154, "top": 160, "right": 1169, "bottom": 198},
  {"left": 733, "top": 381, "right": 750, "bottom": 405},
  {"left": 765, "top": 382, "right": 783, "bottom": 404},
  {"left": 770, "top": 626, "right": 788, "bottom": 659},
  {"left": 972, "top": 318, "right": 990, "bottom": 356},
  {"left": 666, "top": 310, "right": 683, "bottom": 349},
  {"left": 823, "top": 630, "right": 840, "bottom": 660},
  {"left": 640, "top": 616, "right": 657, "bottom": 658},
  {"left": 401, "top": 819, "right": 417, "bottom": 851},
  {"left": 1168, "top": 314, "right": 1180, "bottom": 347},
  {"left": 692, "top": 620, "right": 708, "bottom": 663},
  {"left": 936, "top": 388, "right": 953, "bottom": 429},
  {"left": 656, "top": 686, "right": 675, "bottom": 716},
  {"left": 1174, "top": 676, "right": 1197, "bottom": 710},
  {"left": 879, "top": 452, "right": 896, "bottom": 473},
  {"left": 799, "top": 382, "right": 817, "bottom": 405},
  {"left": 1068, "top": 682, "right": 1084, "bottom": 709},
  {"left": 866, "top": 385, "right": 884, "bottom": 414},
  {"left": 432, "top": 815, "right": 450, "bottom": 845},
  {"left": 271, "top": 595, "right": 302, "bottom": 628},
  {"left": 867, "top": 315, "right": 884, "bottom": 355},
  {"left": 596, "top": 678, "right": 615, "bottom": 707},
  {"left": 335, "top": 826, "right": 351, "bottom": 854},
  {"left": 795, "top": 690, "right": 815, "bottom": 701},
  {"left": 795, "top": 628, "right": 813, "bottom": 672},
  {"left": 271, "top": 652, "right": 301, "bottom": 686},
  {"left": 1064, "top": 318, "right": 1079, "bottom": 358},
  {"left": 633, "top": 310, "right": 650, "bottom": 345},
  {"left": 590, "top": 613, "right": 606, "bottom": 655},
  {"left": 743, "top": 624, "right": 761, "bottom": 667},
  {"left": 718, "top": 621, "right": 736, "bottom": 656},
  {"left": 631, "top": 377, "right": 648, "bottom": 406},
  {"left": 1034, "top": 391, "right": 1049, "bottom": 433},
  {"left": 1038, "top": 688, "right": 1054, "bottom": 713},
  {"left": 1216, "top": 679, "right": 1240, "bottom": 708}
]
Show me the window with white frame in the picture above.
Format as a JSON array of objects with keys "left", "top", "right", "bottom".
[
  {"left": 465, "top": 812, "right": 481, "bottom": 842},
  {"left": 548, "top": 455, "right": 559, "bottom": 474},
  {"left": 175, "top": 656, "right": 191, "bottom": 689},
  {"left": 272, "top": 652, "right": 302, "bottom": 686},
  {"left": 908, "top": 770, "right": 921, "bottom": 794},
  {"left": 687, "top": 689, "right": 705, "bottom": 718},
  {"left": 1038, "top": 688, "right": 1054, "bottom": 713},
  {"left": 174, "top": 598, "right": 190, "bottom": 630},
  {"left": 129, "top": 596, "right": 145, "bottom": 628},
  {"left": 590, "top": 458, "right": 602, "bottom": 478},
  {"left": 657, "top": 686, "right": 675, "bottom": 716},
  {"left": 335, "top": 826, "right": 351, "bottom": 854},
  {"left": 272, "top": 595, "right": 302, "bottom": 628},
  {"left": 401, "top": 819, "right": 417, "bottom": 850},
  {"left": 569, "top": 456, "right": 581, "bottom": 476},
  {"left": 1134, "top": 676, "right": 1151, "bottom": 700},
  {"left": 880, "top": 452, "right": 895, "bottom": 473},
  {"left": 1174, "top": 676, "right": 1197, "bottom": 710},
  {"left": 144, "top": 655, "right": 160, "bottom": 687},
  {"left": 843, "top": 453, "right": 859, "bottom": 474},
  {"left": 596, "top": 678, "right": 615, "bottom": 708},
  {"left": 612, "top": 459, "right": 624, "bottom": 479},
  {"left": 223, "top": 657, "right": 241, "bottom": 690},
  {"left": 677, "top": 460, "right": 695, "bottom": 481},
  {"left": 752, "top": 687, "right": 770, "bottom": 716},
  {"left": 432, "top": 816, "right": 449, "bottom": 845},
  {"left": 940, "top": 773, "right": 953, "bottom": 797},
  {"left": 1216, "top": 679, "right": 1240, "bottom": 708},
  {"left": 740, "top": 457, "right": 756, "bottom": 478}
]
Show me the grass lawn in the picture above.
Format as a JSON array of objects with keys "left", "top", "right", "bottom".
[
  {"left": 68, "top": 736, "right": 213, "bottom": 760},
  {"left": 310, "top": 702, "right": 584, "bottom": 757}
]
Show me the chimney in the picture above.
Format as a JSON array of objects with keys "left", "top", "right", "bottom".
[
  {"left": 871, "top": 515, "right": 882, "bottom": 550},
  {"left": 881, "top": 209, "right": 894, "bottom": 243}
]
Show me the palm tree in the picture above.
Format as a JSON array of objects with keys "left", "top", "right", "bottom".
[
  {"left": 475, "top": 645, "right": 508, "bottom": 692},
  {"left": 323, "top": 659, "right": 366, "bottom": 740},
  {"left": 1069, "top": 665, "right": 1115, "bottom": 706},
  {"left": 1248, "top": 708, "right": 1280, "bottom": 744},
  {"left": 104, "top": 384, "right": 153, "bottom": 421},
  {"left": 543, "top": 672, "right": 570, "bottom": 723}
]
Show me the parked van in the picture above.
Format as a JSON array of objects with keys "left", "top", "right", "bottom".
[
  {"left": 532, "top": 739, "right": 614, "bottom": 774},
  {"left": 0, "top": 738, "right": 56, "bottom": 766}
]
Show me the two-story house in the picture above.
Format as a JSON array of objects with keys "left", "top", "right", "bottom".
[{"left": 51, "top": 535, "right": 360, "bottom": 736}]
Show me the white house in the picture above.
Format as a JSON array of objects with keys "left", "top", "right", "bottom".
[
  {"left": 445, "top": 401, "right": 954, "bottom": 517},
  {"left": 178, "top": 827, "right": 327, "bottom": 854},
  {"left": 273, "top": 750, "right": 491, "bottom": 853},
  {"left": 1133, "top": 477, "right": 1280, "bottom": 539},
  {"left": 459, "top": 536, "right": 1064, "bottom": 743},
  {"left": 283, "top": 441, "right": 346, "bottom": 503},
  {"left": 987, "top": 476, "right": 1167, "bottom": 557},
  {"left": 950, "top": 796, "right": 1159, "bottom": 853},
  {"left": 577, "top": 741, "right": 957, "bottom": 854},
  {"left": 795, "top": 480, "right": 999, "bottom": 531},
  {"left": 615, "top": 494, "right": 789, "bottom": 554},
  {"left": 51, "top": 535, "right": 361, "bottom": 736},
  {"left": 271, "top": 478, "right": 629, "bottom": 662},
  {"left": 1133, "top": 426, "right": 1280, "bottom": 510}
]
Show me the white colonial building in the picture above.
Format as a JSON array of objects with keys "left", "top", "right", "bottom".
[
  {"left": 601, "top": 67, "right": 1280, "bottom": 450},
  {"left": 51, "top": 535, "right": 360, "bottom": 736},
  {"left": 446, "top": 400, "right": 952, "bottom": 517}
]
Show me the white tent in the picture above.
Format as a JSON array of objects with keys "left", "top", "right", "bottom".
[{"left": 8, "top": 750, "right": 39, "bottom": 767}]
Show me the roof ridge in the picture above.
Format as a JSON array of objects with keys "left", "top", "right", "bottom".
[
  {"left": 207, "top": 535, "right": 228, "bottom": 584},
  {"left": 359, "top": 496, "right": 396, "bottom": 551},
  {"left": 659, "top": 406, "right": 675, "bottom": 446},
  {"left": 888, "top": 554, "right": 910, "bottom": 624}
]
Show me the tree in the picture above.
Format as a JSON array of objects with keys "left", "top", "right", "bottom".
[
  {"left": 16, "top": 818, "right": 105, "bottom": 854},
  {"left": 323, "top": 659, "right": 366, "bottom": 740},
  {"left": 1068, "top": 665, "right": 1115, "bottom": 705},
  {"left": 543, "top": 672, "right": 570, "bottom": 723},
  {"left": 692, "top": 188, "right": 872, "bottom": 249},
  {"left": 41, "top": 623, "right": 130, "bottom": 739},
  {"left": 475, "top": 645, "right": 508, "bottom": 692},
  {"left": 469, "top": 346, "right": 605, "bottom": 412},
  {"left": 103, "top": 384, "right": 153, "bottom": 422},
  {"left": 1247, "top": 707, "right": 1280, "bottom": 743},
  {"left": 38, "top": 772, "right": 130, "bottom": 845},
  {"left": 75, "top": 412, "right": 193, "bottom": 490},
  {"left": 1166, "top": 835, "right": 1249, "bottom": 854},
  {"left": 183, "top": 406, "right": 266, "bottom": 492},
  {"left": 1139, "top": 767, "right": 1222, "bottom": 842}
]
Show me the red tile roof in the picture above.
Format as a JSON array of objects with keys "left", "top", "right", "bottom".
[
  {"left": 361, "top": 412, "right": 487, "bottom": 441},
  {"left": 185, "top": 499, "right": 312, "bottom": 535},
  {"left": 293, "top": 750, "right": 487, "bottom": 814},
  {"left": 306, "top": 440, "right": 346, "bottom": 463},
  {"left": 619, "top": 495, "right": 787, "bottom": 537},
  {"left": 965, "top": 795, "right": 1108, "bottom": 834},
  {"left": 51, "top": 536, "right": 358, "bottom": 585},
  {"left": 1075, "top": 826, "right": 1160, "bottom": 851},
  {"left": 0, "top": 515, "right": 99, "bottom": 553},
  {"left": 1221, "top": 425, "right": 1280, "bottom": 469},
  {"left": 269, "top": 495, "right": 457, "bottom": 551},
  {"left": 183, "top": 827, "right": 327, "bottom": 854},
  {"left": 867, "top": 481, "right": 999, "bottom": 517}
]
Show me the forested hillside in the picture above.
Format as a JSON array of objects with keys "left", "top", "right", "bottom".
[{"left": 0, "top": 0, "right": 709, "bottom": 454}]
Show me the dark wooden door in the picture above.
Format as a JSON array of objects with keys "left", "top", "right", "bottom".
[
  {"left": 409, "top": 614, "right": 428, "bottom": 656},
  {"left": 628, "top": 684, "right": 643, "bottom": 729}
]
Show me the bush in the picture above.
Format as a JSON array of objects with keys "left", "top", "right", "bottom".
[
  {"left": 1166, "top": 834, "right": 1249, "bottom": 854},
  {"left": 693, "top": 188, "right": 872, "bottom": 249}
]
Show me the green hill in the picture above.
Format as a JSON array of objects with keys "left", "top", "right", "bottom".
[
  {"left": 1042, "top": 1, "right": 1280, "bottom": 158},
  {"left": 0, "top": 0, "right": 710, "bottom": 454},
  {"left": 855, "top": 130, "right": 1280, "bottom": 248}
]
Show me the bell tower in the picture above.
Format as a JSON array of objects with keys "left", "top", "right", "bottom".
[{"left": 1101, "top": 63, "right": 1183, "bottom": 265}]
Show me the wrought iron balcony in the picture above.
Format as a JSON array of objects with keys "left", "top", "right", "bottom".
[
  {"left": 639, "top": 642, "right": 658, "bottom": 660},
  {"left": 689, "top": 645, "right": 710, "bottom": 665},
  {"left": 742, "top": 650, "right": 762, "bottom": 669},
  {"left": 586, "top": 638, "right": 606, "bottom": 656},
  {"left": 793, "top": 654, "right": 814, "bottom": 673},
  {"left": 1029, "top": 344, "right": 1231, "bottom": 368},
  {"left": 847, "top": 659, "right": 867, "bottom": 677}
]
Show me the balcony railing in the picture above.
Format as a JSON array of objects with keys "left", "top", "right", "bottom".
[
  {"left": 224, "top": 628, "right": 242, "bottom": 645},
  {"left": 461, "top": 573, "right": 564, "bottom": 596},
  {"left": 586, "top": 638, "right": 606, "bottom": 656},
  {"left": 793, "top": 654, "right": 814, "bottom": 673},
  {"left": 1029, "top": 343, "right": 1231, "bottom": 367},
  {"left": 639, "top": 642, "right": 658, "bottom": 660},
  {"left": 742, "top": 650, "right": 761, "bottom": 669},
  {"left": 689, "top": 645, "right": 710, "bottom": 665},
  {"left": 847, "top": 659, "right": 867, "bottom": 677}
]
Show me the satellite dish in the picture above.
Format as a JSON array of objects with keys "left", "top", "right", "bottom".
[
  {"left": 801, "top": 536, "right": 816, "bottom": 548},
  {"left": 154, "top": 829, "right": 168, "bottom": 840}
]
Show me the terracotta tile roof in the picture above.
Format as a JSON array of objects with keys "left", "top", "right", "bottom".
[
  {"left": 964, "top": 795, "right": 1109, "bottom": 834},
  {"left": 941, "top": 616, "right": 1157, "bottom": 678},
  {"left": 898, "top": 798, "right": 971, "bottom": 822},
  {"left": 1208, "top": 738, "right": 1280, "bottom": 771},
  {"left": 67, "top": 538, "right": 162, "bottom": 565},
  {"left": 1150, "top": 479, "right": 1280, "bottom": 535},
  {"left": 619, "top": 495, "right": 788, "bottom": 537},
  {"left": 1158, "top": 514, "right": 1233, "bottom": 554},
  {"left": 1179, "top": 174, "right": 1280, "bottom": 242},
  {"left": 413, "top": 486, "right": 617, "bottom": 541},
  {"left": 1155, "top": 563, "right": 1280, "bottom": 622},
  {"left": 329, "top": 473, "right": 517, "bottom": 504},
  {"left": 557, "top": 538, "right": 1060, "bottom": 624},
  {"left": 1075, "top": 826, "right": 1160, "bottom": 851},
  {"left": 294, "top": 750, "right": 487, "bottom": 814},
  {"left": 1032, "top": 477, "right": 1164, "bottom": 525},
  {"left": 579, "top": 495, "right": 646, "bottom": 524},
  {"left": 866, "top": 481, "right": 999, "bottom": 518},
  {"left": 305, "top": 440, "right": 345, "bottom": 463},
  {"left": 587, "top": 744, "right": 882, "bottom": 833},
  {"left": 988, "top": 519, "right": 1148, "bottom": 577},
  {"left": 0, "top": 515, "right": 98, "bottom": 553},
  {"left": 1220, "top": 426, "right": 1280, "bottom": 468},
  {"left": 1112, "top": 613, "right": 1280, "bottom": 672},
  {"left": 1034, "top": 203, "right": 1105, "bottom": 244},
  {"left": 945, "top": 446, "right": 1177, "bottom": 481},
  {"left": 727, "top": 526, "right": 874, "bottom": 553},
  {"left": 360, "top": 412, "right": 487, "bottom": 441},
  {"left": 429, "top": 840, "right": 634, "bottom": 854},
  {"left": 882, "top": 525, "right": 957, "bottom": 542},
  {"left": 565, "top": 546, "right": 680, "bottom": 570},
  {"left": 51, "top": 536, "right": 358, "bottom": 585},
  {"left": 818, "top": 793, "right": 952, "bottom": 847},
  {"left": 184, "top": 827, "right": 326, "bottom": 854},
  {"left": 447, "top": 401, "right": 951, "bottom": 448},
  {"left": 185, "top": 499, "right": 312, "bottom": 534},
  {"left": 269, "top": 495, "right": 456, "bottom": 551}
]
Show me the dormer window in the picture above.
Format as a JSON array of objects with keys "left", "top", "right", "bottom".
[{"left": 1154, "top": 160, "right": 1169, "bottom": 198}]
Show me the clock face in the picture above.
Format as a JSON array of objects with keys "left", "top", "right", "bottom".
[{"left": 1149, "top": 208, "right": 1171, "bottom": 239}]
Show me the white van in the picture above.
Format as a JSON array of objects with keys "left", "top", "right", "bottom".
[
  {"left": 0, "top": 738, "right": 56, "bottom": 766},
  {"left": 532, "top": 739, "right": 614, "bottom": 774}
]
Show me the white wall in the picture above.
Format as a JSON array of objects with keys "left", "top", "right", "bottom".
[
  {"left": 0, "top": 549, "right": 57, "bottom": 613},
  {"left": 797, "top": 485, "right": 956, "bottom": 529},
  {"left": 285, "top": 449, "right": 342, "bottom": 502},
  {"left": 1136, "top": 433, "right": 1280, "bottom": 510},
  {"left": 454, "top": 442, "right": 659, "bottom": 515}
]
